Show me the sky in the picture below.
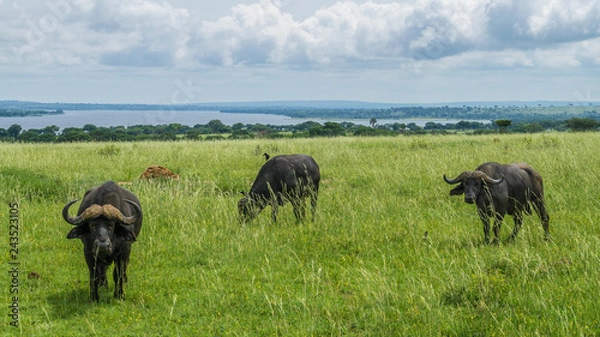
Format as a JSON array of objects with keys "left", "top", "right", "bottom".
[{"left": 0, "top": 0, "right": 599, "bottom": 104}]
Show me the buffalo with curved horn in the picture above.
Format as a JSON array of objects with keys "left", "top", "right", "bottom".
[
  {"left": 444, "top": 162, "right": 549, "bottom": 243},
  {"left": 63, "top": 181, "right": 143, "bottom": 301}
]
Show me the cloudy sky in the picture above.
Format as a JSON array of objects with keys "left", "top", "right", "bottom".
[{"left": 1, "top": 0, "right": 599, "bottom": 104}]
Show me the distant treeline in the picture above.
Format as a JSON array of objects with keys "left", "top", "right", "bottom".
[
  {"left": 0, "top": 109, "right": 63, "bottom": 117},
  {"left": 1, "top": 101, "right": 598, "bottom": 122},
  {"left": 1, "top": 117, "right": 600, "bottom": 143},
  {"left": 221, "top": 105, "right": 600, "bottom": 122}
]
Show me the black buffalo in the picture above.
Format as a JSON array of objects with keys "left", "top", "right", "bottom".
[
  {"left": 62, "top": 181, "right": 143, "bottom": 301},
  {"left": 239, "top": 154, "right": 320, "bottom": 223},
  {"left": 444, "top": 162, "right": 549, "bottom": 243}
]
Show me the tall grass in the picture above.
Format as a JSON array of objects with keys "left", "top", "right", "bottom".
[{"left": 1, "top": 133, "right": 599, "bottom": 336}]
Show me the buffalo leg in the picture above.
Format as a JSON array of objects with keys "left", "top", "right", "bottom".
[
  {"left": 478, "top": 209, "right": 492, "bottom": 243},
  {"left": 89, "top": 268, "right": 100, "bottom": 301},
  {"left": 477, "top": 208, "right": 491, "bottom": 243},
  {"left": 98, "top": 266, "right": 108, "bottom": 288},
  {"left": 508, "top": 213, "right": 524, "bottom": 241},
  {"left": 542, "top": 216, "right": 550, "bottom": 240},
  {"left": 533, "top": 200, "right": 550, "bottom": 240},
  {"left": 89, "top": 264, "right": 108, "bottom": 302},
  {"left": 85, "top": 253, "right": 103, "bottom": 301},
  {"left": 292, "top": 198, "right": 307, "bottom": 222},
  {"left": 300, "top": 197, "right": 307, "bottom": 220},
  {"left": 492, "top": 216, "right": 504, "bottom": 243},
  {"left": 113, "top": 259, "right": 128, "bottom": 300}
]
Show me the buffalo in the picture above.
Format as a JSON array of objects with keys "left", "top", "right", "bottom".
[
  {"left": 444, "top": 162, "right": 549, "bottom": 243},
  {"left": 239, "top": 154, "right": 320, "bottom": 223},
  {"left": 62, "top": 181, "right": 143, "bottom": 301}
]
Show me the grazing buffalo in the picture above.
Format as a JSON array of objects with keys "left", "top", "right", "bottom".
[
  {"left": 62, "top": 181, "right": 143, "bottom": 301},
  {"left": 239, "top": 154, "right": 320, "bottom": 223},
  {"left": 444, "top": 162, "right": 549, "bottom": 243}
]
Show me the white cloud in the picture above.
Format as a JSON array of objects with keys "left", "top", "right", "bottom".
[
  {"left": 1, "top": 0, "right": 189, "bottom": 66},
  {"left": 194, "top": 0, "right": 298, "bottom": 66},
  {"left": 526, "top": 0, "right": 600, "bottom": 39},
  {"left": 487, "top": 0, "right": 600, "bottom": 45},
  {"left": 300, "top": 2, "right": 410, "bottom": 61},
  {"left": 1, "top": 0, "right": 599, "bottom": 71},
  {"left": 190, "top": 0, "right": 600, "bottom": 69}
]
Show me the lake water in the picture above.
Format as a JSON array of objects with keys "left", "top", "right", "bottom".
[{"left": 0, "top": 109, "right": 483, "bottom": 130}]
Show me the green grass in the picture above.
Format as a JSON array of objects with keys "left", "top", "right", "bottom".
[{"left": 2, "top": 134, "right": 600, "bottom": 336}]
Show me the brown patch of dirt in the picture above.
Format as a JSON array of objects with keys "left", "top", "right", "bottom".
[{"left": 139, "top": 165, "right": 180, "bottom": 180}]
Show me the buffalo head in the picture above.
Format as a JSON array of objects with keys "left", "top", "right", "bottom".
[
  {"left": 63, "top": 199, "right": 142, "bottom": 256},
  {"left": 444, "top": 170, "right": 504, "bottom": 204},
  {"left": 237, "top": 193, "right": 265, "bottom": 223}
]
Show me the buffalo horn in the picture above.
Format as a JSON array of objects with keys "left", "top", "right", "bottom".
[
  {"left": 62, "top": 200, "right": 103, "bottom": 226},
  {"left": 62, "top": 199, "right": 141, "bottom": 226},
  {"left": 479, "top": 171, "right": 504, "bottom": 185},
  {"left": 102, "top": 200, "right": 142, "bottom": 225},
  {"left": 443, "top": 171, "right": 471, "bottom": 184}
]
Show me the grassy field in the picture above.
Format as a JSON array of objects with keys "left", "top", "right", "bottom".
[{"left": 2, "top": 133, "right": 600, "bottom": 336}]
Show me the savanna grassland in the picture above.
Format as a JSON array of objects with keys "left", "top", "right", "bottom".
[{"left": 2, "top": 133, "right": 600, "bottom": 336}]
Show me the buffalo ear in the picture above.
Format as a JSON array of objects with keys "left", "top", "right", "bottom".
[
  {"left": 116, "top": 224, "right": 137, "bottom": 242},
  {"left": 449, "top": 185, "right": 464, "bottom": 196},
  {"left": 67, "top": 225, "right": 88, "bottom": 239}
]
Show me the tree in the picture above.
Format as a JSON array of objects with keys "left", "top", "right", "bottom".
[
  {"left": 340, "top": 121, "right": 357, "bottom": 129},
  {"left": 387, "top": 123, "right": 405, "bottom": 132},
  {"left": 424, "top": 122, "right": 443, "bottom": 130},
  {"left": 83, "top": 124, "right": 97, "bottom": 132},
  {"left": 232, "top": 122, "right": 245, "bottom": 131},
  {"left": 495, "top": 119, "right": 511, "bottom": 133},
  {"left": 89, "top": 128, "right": 116, "bottom": 141},
  {"left": 18, "top": 130, "right": 41, "bottom": 142},
  {"left": 406, "top": 122, "right": 422, "bottom": 132},
  {"left": 353, "top": 125, "right": 378, "bottom": 136},
  {"left": 231, "top": 129, "right": 252, "bottom": 139},
  {"left": 250, "top": 124, "right": 274, "bottom": 134},
  {"left": 322, "top": 122, "right": 345, "bottom": 136},
  {"left": 307, "top": 122, "right": 346, "bottom": 137},
  {"left": 565, "top": 118, "right": 598, "bottom": 132},
  {"left": 42, "top": 125, "right": 59, "bottom": 136},
  {"left": 207, "top": 119, "right": 226, "bottom": 133},
  {"left": 167, "top": 123, "right": 187, "bottom": 134},
  {"left": 369, "top": 118, "right": 377, "bottom": 128},
  {"left": 296, "top": 121, "right": 321, "bottom": 131},
  {"left": 186, "top": 130, "right": 201, "bottom": 140},
  {"left": 308, "top": 126, "right": 324, "bottom": 137},
  {"left": 7, "top": 124, "right": 22, "bottom": 138},
  {"left": 158, "top": 132, "right": 177, "bottom": 141},
  {"left": 521, "top": 123, "right": 545, "bottom": 133},
  {"left": 58, "top": 129, "right": 91, "bottom": 142},
  {"left": 37, "top": 133, "right": 57, "bottom": 142}
]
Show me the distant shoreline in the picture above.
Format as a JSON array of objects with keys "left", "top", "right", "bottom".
[
  {"left": 1, "top": 99, "right": 599, "bottom": 112},
  {"left": 0, "top": 101, "right": 598, "bottom": 127},
  {"left": 0, "top": 109, "right": 482, "bottom": 130},
  {"left": 0, "top": 109, "right": 63, "bottom": 117}
]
